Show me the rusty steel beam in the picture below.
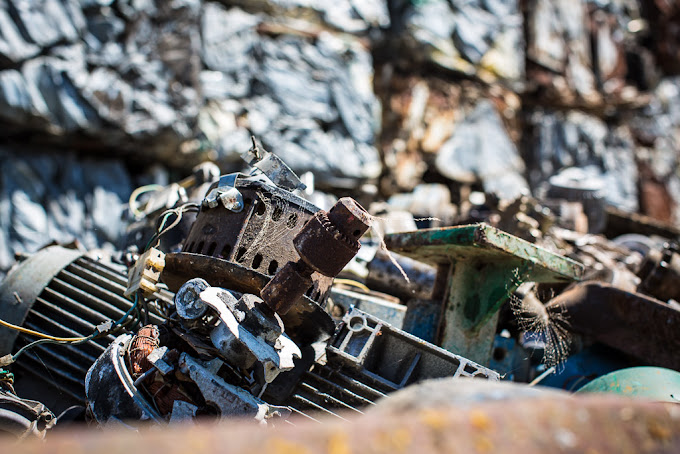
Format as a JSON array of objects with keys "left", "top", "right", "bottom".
[
  {"left": 546, "top": 281, "right": 680, "bottom": 371},
  {"left": 18, "top": 393, "right": 680, "bottom": 453}
]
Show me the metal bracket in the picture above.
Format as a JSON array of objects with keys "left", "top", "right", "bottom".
[
  {"left": 385, "top": 223, "right": 583, "bottom": 365},
  {"left": 203, "top": 173, "right": 244, "bottom": 212},
  {"left": 243, "top": 137, "right": 305, "bottom": 191}
]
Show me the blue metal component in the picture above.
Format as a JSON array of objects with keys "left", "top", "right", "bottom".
[
  {"left": 402, "top": 299, "right": 440, "bottom": 343},
  {"left": 538, "top": 345, "right": 633, "bottom": 391}
]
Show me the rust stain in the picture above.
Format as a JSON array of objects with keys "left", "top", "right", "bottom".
[
  {"left": 419, "top": 409, "right": 448, "bottom": 431},
  {"left": 469, "top": 410, "right": 492, "bottom": 432},
  {"left": 11, "top": 394, "right": 679, "bottom": 454},
  {"left": 327, "top": 432, "right": 351, "bottom": 454},
  {"left": 267, "top": 437, "right": 313, "bottom": 454}
]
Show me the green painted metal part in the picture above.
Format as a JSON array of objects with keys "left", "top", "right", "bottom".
[
  {"left": 384, "top": 223, "right": 583, "bottom": 365},
  {"left": 577, "top": 367, "right": 680, "bottom": 403}
]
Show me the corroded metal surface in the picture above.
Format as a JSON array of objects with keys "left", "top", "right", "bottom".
[
  {"left": 637, "top": 244, "right": 680, "bottom": 303},
  {"left": 261, "top": 198, "right": 371, "bottom": 315},
  {"left": 129, "top": 325, "right": 160, "bottom": 375},
  {"left": 163, "top": 252, "right": 269, "bottom": 295},
  {"left": 180, "top": 179, "right": 333, "bottom": 307},
  {"left": 384, "top": 223, "right": 584, "bottom": 365},
  {"left": 546, "top": 282, "right": 680, "bottom": 371},
  {"left": 261, "top": 261, "right": 314, "bottom": 314},
  {"left": 19, "top": 394, "right": 680, "bottom": 453},
  {"left": 577, "top": 367, "right": 680, "bottom": 402},
  {"left": 384, "top": 223, "right": 584, "bottom": 281}
]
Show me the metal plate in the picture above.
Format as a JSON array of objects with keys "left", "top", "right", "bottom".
[{"left": 384, "top": 223, "right": 583, "bottom": 282}]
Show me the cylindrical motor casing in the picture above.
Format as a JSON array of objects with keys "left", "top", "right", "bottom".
[{"left": 0, "top": 246, "right": 160, "bottom": 414}]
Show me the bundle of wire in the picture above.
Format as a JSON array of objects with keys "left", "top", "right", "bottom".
[
  {"left": 144, "top": 202, "right": 200, "bottom": 252},
  {"left": 0, "top": 292, "right": 142, "bottom": 366}
]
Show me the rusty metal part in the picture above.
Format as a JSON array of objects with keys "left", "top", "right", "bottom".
[
  {"left": 545, "top": 281, "right": 680, "bottom": 371},
  {"left": 129, "top": 325, "right": 160, "bottom": 376},
  {"left": 179, "top": 353, "right": 290, "bottom": 422},
  {"left": 163, "top": 252, "right": 268, "bottom": 294},
  {"left": 25, "top": 392, "right": 680, "bottom": 453},
  {"left": 179, "top": 178, "right": 333, "bottom": 307},
  {"left": 385, "top": 223, "right": 583, "bottom": 365},
  {"left": 366, "top": 250, "right": 436, "bottom": 301},
  {"left": 637, "top": 243, "right": 680, "bottom": 303},
  {"left": 174, "top": 278, "right": 209, "bottom": 320},
  {"left": 197, "top": 287, "right": 300, "bottom": 384},
  {"left": 162, "top": 253, "right": 334, "bottom": 347},
  {"left": 261, "top": 198, "right": 371, "bottom": 315},
  {"left": 260, "top": 262, "right": 313, "bottom": 314},
  {"left": 545, "top": 169, "right": 607, "bottom": 233},
  {"left": 295, "top": 198, "right": 372, "bottom": 277},
  {"left": 132, "top": 342, "right": 192, "bottom": 417},
  {"left": 604, "top": 205, "right": 680, "bottom": 239},
  {"left": 145, "top": 375, "right": 194, "bottom": 417},
  {"left": 0, "top": 388, "right": 55, "bottom": 440}
]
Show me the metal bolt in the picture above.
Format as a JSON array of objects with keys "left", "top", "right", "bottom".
[{"left": 175, "top": 278, "right": 210, "bottom": 320}]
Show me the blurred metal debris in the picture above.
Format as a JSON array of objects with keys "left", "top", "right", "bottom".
[
  {"left": 17, "top": 382, "right": 680, "bottom": 453},
  {"left": 387, "top": 0, "right": 524, "bottom": 84},
  {"left": 577, "top": 366, "right": 680, "bottom": 402},
  {"left": 434, "top": 100, "right": 529, "bottom": 201},
  {"left": 637, "top": 241, "right": 680, "bottom": 302},
  {"left": 545, "top": 281, "right": 680, "bottom": 371}
]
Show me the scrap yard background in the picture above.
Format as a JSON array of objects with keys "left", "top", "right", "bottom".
[{"left": 0, "top": 0, "right": 679, "bottom": 451}]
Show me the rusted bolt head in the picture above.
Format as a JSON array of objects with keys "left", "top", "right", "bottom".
[{"left": 327, "top": 197, "right": 371, "bottom": 241}]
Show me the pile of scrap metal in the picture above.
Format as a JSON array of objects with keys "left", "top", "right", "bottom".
[
  {"left": 0, "top": 144, "right": 678, "bottom": 439},
  {"left": 368, "top": 183, "right": 680, "bottom": 391},
  {"left": 0, "top": 144, "right": 500, "bottom": 434}
]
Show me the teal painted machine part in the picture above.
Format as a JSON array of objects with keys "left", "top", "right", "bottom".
[{"left": 577, "top": 367, "right": 680, "bottom": 403}]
